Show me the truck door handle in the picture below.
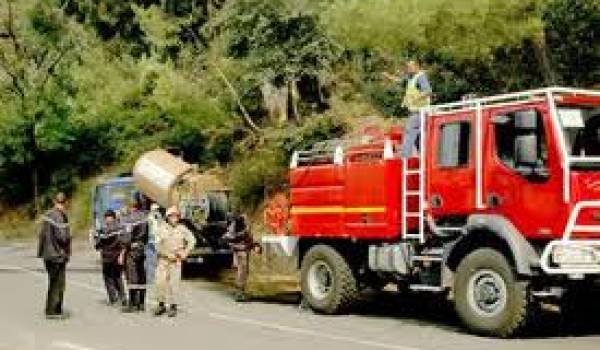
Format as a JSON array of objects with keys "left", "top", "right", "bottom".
[
  {"left": 430, "top": 194, "right": 442, "bottom": 209},
  {"left": 487, "top": 194, "right": 502, "bottom": 208}
]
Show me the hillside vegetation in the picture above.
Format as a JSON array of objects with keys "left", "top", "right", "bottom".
[{"left": 0, "top": 0, "right": 598, "bottom": 234}]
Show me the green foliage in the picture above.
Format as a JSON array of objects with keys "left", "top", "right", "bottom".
[
  {"left": 0, "top": 0, "right": 599, "bottom": 222},
  {"left": 324, "top": 0, "right": 543, "bottom": 60},
  {"left": 543, "top": 0, "right": 600, "bottom": 86},
  {"left": 230, "top": 115, "right": 348, "bottom": 210},
  {"left": 211, "top": 0, "right": 340, "bottom": 86}
]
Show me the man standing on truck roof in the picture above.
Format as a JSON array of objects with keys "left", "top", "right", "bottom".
[
  {"left": 383, "top": 59, "right": 432, "bottom": 158},
  {"left": 223, "top": 212, "right": 259, "bottom": 302},
  {"left": 121, "top": 199, "right": 148, "bottom": 313},
  {"left": 37, "top": 192, "right": 71, "bottom": 320},
  {"left": 154, "top": 206, "right": 196, "bottom": 317},
  {"left": 94, "top": 209, "right": 127, "bottom": 307}
]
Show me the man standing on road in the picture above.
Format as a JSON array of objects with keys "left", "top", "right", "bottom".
[
  {"left": 145, "top": 203, "right": 162, "bottom": 286},
  {"left": 121, "top": 199, "right": 148, "bottom": 313},
  {"left": 37, "top": 192, "right": 71, "bottom": 319},
  {"left": 383, "top": 59, "right": 433, "bottom": 158},
  {"left": 223, "top": 212, "right": 258, "bottom": 302},
  {"left": 94, "top": 210, "right": 126, "bottom": 307},
  {"left": 154, "top": 206, "right": 196, "bottom": 318}
]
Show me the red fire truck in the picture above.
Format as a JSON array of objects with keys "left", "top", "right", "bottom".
[{"left": 263, "top": 87, "right": 600, "bottom": 337}]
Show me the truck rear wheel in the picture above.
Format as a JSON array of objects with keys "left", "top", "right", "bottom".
[
  {"left": 454, "top": 248, "right": 530, "bottom": 337},
  {"left": 300, "top": 245, "right": 358, "bottom": 314}
]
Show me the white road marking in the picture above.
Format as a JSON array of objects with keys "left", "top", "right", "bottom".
[
  {"left": 0, "top": 264, "right": 106, "bottom": 295},
  {"left": 208, "top": 312, "right": 421, "bottom": 350},
  {"left": 51, "top": 341, "right": 98, "bottom": 350}
]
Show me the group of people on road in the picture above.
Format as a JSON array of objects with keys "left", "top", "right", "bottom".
[
  {"left": 38, "top": 191, "right": 256, "bottom": 320},
  {"left": 93, "top": 201, "right": 197, "bottom": 318}
]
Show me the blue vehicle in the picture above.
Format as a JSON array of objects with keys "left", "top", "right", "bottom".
[
  {"left": 92, "top": 175, "right": 232, "bottom": 271},
  {"left": 92, "top": 176, "right": 139, "bottom": 231}
]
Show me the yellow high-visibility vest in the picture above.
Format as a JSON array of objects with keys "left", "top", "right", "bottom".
[{"left": 402, "top": 71, "right": 431, "bottom": 112}]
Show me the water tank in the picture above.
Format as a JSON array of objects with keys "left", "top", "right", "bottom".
[{"left": 132, "top": 149, "right": 193, "bottom": 208}]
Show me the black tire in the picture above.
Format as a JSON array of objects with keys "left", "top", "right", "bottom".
[
  {"left": 454, "top": 248, "right": 530, "bottom": 337},
  {"left": 300, "top": 244, "right": 358, "bottom": 314}
]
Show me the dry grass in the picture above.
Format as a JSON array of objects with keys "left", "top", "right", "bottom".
[{"left": 0, "top": 207, "right": 36, "bottom": 241}]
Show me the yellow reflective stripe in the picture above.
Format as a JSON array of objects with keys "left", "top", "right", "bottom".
[{"left": 290, "top": 206, "right": 385, "bottom": 215}]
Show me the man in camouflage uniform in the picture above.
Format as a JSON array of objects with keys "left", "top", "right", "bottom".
[
  {"left": 121, "top": 200, "right": 148, "bottom": 313},
  {"left": 154, "top": 206, "right": 196, "bottom": 318},
  {"left": 37, "top": 192, "right": 71, "bottom": 319},
  {"left": 223, "top": 212, "right": 258, "bottom": 302}
]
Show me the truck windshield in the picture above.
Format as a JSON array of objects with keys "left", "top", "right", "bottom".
[{"left": 559, "top": 106, "right": 600, "bottom": 169}]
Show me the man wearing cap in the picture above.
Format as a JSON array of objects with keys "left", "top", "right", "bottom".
[
  {"left": 37, "top": 192, "right": 71, "bottom": 319},
  {"left": 94, "top": 210, "right": 126, "bottom": 307},
  {"left": 154, "top": 206, "right": 196, "bottom": 317}
]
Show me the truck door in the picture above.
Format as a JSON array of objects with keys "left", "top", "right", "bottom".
[
  {"left": 483, "top": 105, "right": 565, "bottom": 238},
  {"left": 429, "top": 112, "right": 476, "bottom": 217}
]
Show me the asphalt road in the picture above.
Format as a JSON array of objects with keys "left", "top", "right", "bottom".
[{"left": 1, "top": 243, "right": 600, "bottom": 350}]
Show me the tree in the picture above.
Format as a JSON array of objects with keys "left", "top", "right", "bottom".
[
  {"left": 0, "top": 1, "right": 75, "bottom": 213},
  {"left": 323, "top": 0, "right": 543, "bottom": 60},
  {"left": 209, "top": 0, "right": 341, "bottom": 123},
  {"left": 543, "top": 0, "right": 600, "bottom": 87}
]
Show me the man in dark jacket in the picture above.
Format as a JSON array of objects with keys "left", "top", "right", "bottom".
[
  {"left": 121, "top": 201, "right": 148, "bottom": 313},
  {"left": 94, "top": 210, "right": 126, "bottom": 307},
  {"left": 37, "top": 192, "right": 71, "bottom": 319},
  {"left": 223, "top": 212, "right": 259, "bottom": 302}
]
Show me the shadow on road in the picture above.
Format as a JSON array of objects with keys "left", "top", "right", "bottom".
[{"left": 187, "top": 268, "right": 600, "bottom": 340}]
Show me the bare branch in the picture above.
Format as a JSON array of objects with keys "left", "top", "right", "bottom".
[
  {"left": 38, "top": 48, "right": 68, "bottom": 88},
  {"left": 186, "top": 27, "right": 260, "bottom": 133},
  {"left": 213, "top": 64, "right": 260, "bottom": 132},
  {"left": 6, "top": 1, "right": 20, "bottom": 54}
]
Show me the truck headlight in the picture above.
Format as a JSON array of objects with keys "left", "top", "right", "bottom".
[{"left": 552, "top": 245, "right": 600, "bottom": 266}]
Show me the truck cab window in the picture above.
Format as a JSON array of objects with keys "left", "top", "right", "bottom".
[
  {"left": 570, "top": 110, "right": 600, "bottom": 156},
  {"left": 494, "top": 110, "right": 548, "bottom": 175},
  {"left": 437, "top": 121, "right": 471, "bottom": 167}
]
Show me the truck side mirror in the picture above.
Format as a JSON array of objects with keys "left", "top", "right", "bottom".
[
  {"left": 514, "top": 110, "right": 538, "bottom": 130},
  {"left": 515, "top": 134, "right": 549, "bottom": 179},
  {"left": 515, "top": 134, "right": 538, "bottom": 167}
]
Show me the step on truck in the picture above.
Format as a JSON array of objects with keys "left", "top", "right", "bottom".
[{"left": 263, "top": 87, "right": 600, "bottom": 337}]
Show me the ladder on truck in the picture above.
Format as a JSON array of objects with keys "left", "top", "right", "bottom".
[{"left": 401, "top": 109, "right": 427, "bottom": 243}]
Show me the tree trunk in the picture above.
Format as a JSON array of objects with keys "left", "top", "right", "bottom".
[
  {"left": 534, "top": 33, "right": 557, "bottom": 86},
  {"left": 32, "top": 164, "right": 39, "bottom": 216},
  {"left": 30, "top": 119, "right": 40, "bottom": 216},
  {"left": 261, "top": 81, "right": 288, "bottom": 125},
  {"left": 288, "top": 79, "right": 300, "bottom": 122}
]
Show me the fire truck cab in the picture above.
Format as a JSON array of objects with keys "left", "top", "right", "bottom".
[{"left": 264, "top": 87, "right": 600, "bottom": 337}]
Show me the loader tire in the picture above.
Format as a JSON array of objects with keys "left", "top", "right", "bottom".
[
  {"left": 300, "top": 245, "right": 358, "bottom": 314},
  {"left": 454, "top": 248, "right": 530, "bottom": 337}
]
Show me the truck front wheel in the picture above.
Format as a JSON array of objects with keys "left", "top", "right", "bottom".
[
  {"left": 454, "top": 248, "right": 530, "bottom": 337},
  {"left": 300, "top": 244, "right": 358, "bottom": 314}
]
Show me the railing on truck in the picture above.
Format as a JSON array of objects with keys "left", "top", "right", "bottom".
[{"left": 541, "top": 200, "right": 600, "bottom": 275}]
